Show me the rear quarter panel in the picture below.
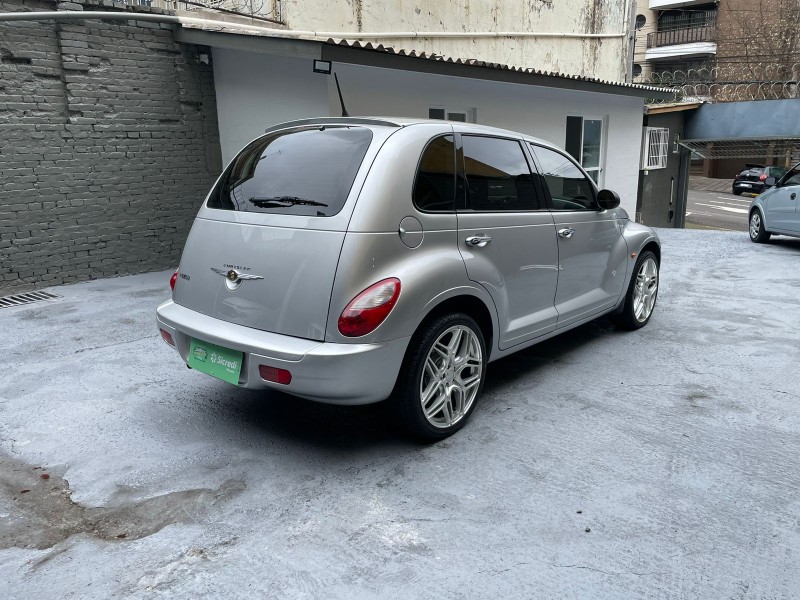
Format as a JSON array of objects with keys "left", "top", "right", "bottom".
[{"left": 327, "top": 123, "right": 498, "bottom": 346}]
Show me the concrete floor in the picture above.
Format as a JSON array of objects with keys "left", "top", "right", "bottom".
[
  {"left": 685, "top": 189, "right": 751, "bottom": 232},
  {"left": 1, "top": 229, "right": 800, "bottom": 599}
]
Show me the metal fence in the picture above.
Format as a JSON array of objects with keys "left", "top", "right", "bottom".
[
  {"left": 133, "top": 0, "right": 283, "bottom": 22},
  {"left": 646, "top": 25, "right": 716, "bottom": 48},
  {"left": 637, "top": 63, "right": 800, "bottom": 102},
  {"left": 646, "top": 10, "right": 717, "bottom": 48}
]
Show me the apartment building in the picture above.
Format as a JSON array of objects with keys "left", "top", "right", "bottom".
[
  {"left": 633, "top": 0, "right": 798, "bottom": 101},
  {"left": 632, "top": 0, "right": 718, "bottom": 85}
]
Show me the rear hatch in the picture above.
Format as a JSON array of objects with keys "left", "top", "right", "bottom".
[
  {"left": 172, "top": 124, "right": 386, "bottom": 341},
  {"left": 737, "top": 166, "right": 765, "bottom": 183}
]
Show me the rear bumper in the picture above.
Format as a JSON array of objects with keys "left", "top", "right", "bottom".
[
  {"left": 156, "top": 300, "right": 410, "bottom": 405},
  {"left": 733, "top": 181, "right": 765, "bottom": 194}
]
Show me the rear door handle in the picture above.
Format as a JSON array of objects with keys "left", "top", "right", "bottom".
[
  {"left": 558, "top": 228, "right": 575, "bottom": 239},
  {"left": 465, "top": 234, "right": 492, "bottom": 247}
]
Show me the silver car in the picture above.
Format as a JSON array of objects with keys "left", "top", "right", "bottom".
[
  {"left": 749, "top": 161, "right": 800, "bottom": 243},
  {"left": 156, "top": 117, "right": 660, "bottom": 439}
]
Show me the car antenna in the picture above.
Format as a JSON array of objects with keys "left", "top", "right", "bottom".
[{"left": 334, "top": 72, "right": 350, "bottom": 117}]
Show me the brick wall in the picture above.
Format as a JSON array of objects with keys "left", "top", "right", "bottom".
[{"left": 0, "top": 0, "right": 221, "bottom": 294}]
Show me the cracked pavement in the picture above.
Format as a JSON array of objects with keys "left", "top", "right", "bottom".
[{"left": 1, "top": 229, "right": 800, "bottom": 598}]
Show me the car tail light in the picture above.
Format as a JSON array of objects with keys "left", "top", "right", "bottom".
[
  {"left": 259, "top": 365, "right": 292, "bottom": 385},
  {"left": 169, "top": 269, "right": 178, "bottom": 291},
  {"left": 759, "top": 173, "right": 767, "bottom": 181},
  {"left": 160, "top": 329, "right": 175, "bottom": 346},
  {"left": 338, "top": 278, "right": 401, "bottom": 337}
]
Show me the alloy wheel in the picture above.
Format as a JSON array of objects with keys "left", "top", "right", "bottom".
[
  {"left": 419, "top": 325, "right": 483, "bottom": 428},
  {"left": 632, "top": 258, "right": 658, "bottom": 323},
  {"left": 750, "top": 213, "right": 762, "bottom": 239}
]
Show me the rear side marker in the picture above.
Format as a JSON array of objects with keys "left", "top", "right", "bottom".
[
  {"left": 260, "top": 365, "right": 292, "bottom": 385},
  {"left": 160, "top": 329, "right": 175, "bottom": 346}
]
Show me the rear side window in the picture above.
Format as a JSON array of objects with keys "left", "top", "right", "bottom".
[
  {"left": 414, "top": 135, "right": 456, "bottom": 212},
  {"left": 461, "top": 136, "right": 541, "bottom": 211},
  {"left": 530, "top": 144, "right": 596, "bottom": 210},
  {"left": 207, "top": 127, "right": 372, "bottom": 217}
]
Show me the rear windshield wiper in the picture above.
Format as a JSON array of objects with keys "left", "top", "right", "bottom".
[{"left": 248, "top": 196, "right": 329, "bottom": 208}]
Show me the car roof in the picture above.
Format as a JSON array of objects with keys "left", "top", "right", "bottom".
[{"left": 264, "top": 116, "right": 560, "bottom": 153}]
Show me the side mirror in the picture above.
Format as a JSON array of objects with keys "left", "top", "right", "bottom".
[
  {"left": 764, "top": 176, "right": 777, "bottom": 187},
  {"left": 597, "top": 189, "right": 620, "bottom": 210}
]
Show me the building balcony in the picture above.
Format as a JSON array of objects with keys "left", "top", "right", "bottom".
[
  {"left": 647, "top": 24, "right": 716, "bottom": 49},
  {"left": 645, "top": 22, "right": 716, "bottom": 61},
  {"left": 649, "top": 0, "right": 712, "bottom": 9}
]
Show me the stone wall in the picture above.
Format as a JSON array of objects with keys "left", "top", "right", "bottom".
[{"left": 0, "top": 0, "right": 221, "bottom": 293}]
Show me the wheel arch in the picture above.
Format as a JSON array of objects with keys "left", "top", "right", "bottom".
[
  {"left": 641, "top": 240, "right": 661, "bottom": 264},
  {"left": 414, "top": 292, "right": 496, "bottom": 359},
  {"left": 750, "top": 203, "right": 766, "bottom": 222}
]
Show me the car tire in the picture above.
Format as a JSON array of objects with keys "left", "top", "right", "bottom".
[
  {"left": 612, "top": 250, "right": 659, "bottom": 331},
  {"left": 732, "top": 189, "right": 742, "bottom": 196},
  {"left": 392, "top": 313, "right": 486, "bottom": 441},
  {"left": 749, "top": 210, "right": 771, "bottom": 243}
]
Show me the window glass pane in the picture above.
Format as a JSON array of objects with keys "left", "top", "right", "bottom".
[
  {"left": 429, "top": 108, "right": 445, "bottom": 120},
  {"left": 784, "top": 170, "right": 800, "bottom": 187},
  {"left": 531, "top": 144, "right": 596, "bottom": 210},
  {"left": 413, "top": 135, "right": 455, "bottom": 212},
  {"left": 565, "top": 116, "right": 582, "bottom": 162},
  {"left": 582, "top": 119, "right": 602, "bottom": 170},
  {"left": 448, "top": 112, "right": 467, "bottom": 122},
  {"left": 462, "top": 136, "right": 540, "bottom": 211},
  {"left": 207, "top": 127, "right": 372, "bottom": 217}
]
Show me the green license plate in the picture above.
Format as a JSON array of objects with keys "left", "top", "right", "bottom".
[{"left": 188, "top": 338, "right": 243, "bottom": 385}]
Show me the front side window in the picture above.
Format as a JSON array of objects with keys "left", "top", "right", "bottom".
[
  {"left": 782, "top": 169, "right": 800, "bottom": 187},
  {"left": 461, "top": 136, "right": 541, "bottom": 211},
  {"left": 530, "top": 144, "right": 596, "bottom": 211},
  {"left": 770, "top": 167, "right": 787, "bottom": 179},
  {"left": 413, "top": 135, "right": 456, "bottom": 212},
  {"left": 207, "top": 126, "right": 373, "bottom": 217}
]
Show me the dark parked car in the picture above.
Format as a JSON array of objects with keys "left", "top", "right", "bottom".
[{"left": 733, "top": 164, "right": 787, "bottom": 195}]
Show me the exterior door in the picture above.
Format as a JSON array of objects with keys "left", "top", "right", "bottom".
[
  {"left": 455, "top": 133, "right": 559, "bottom": 350},
  {"left": 529, "top": 143, "right": 628, "bottom": 328},
  {"left": 767, "top": 166, "right": 800, "bottom": 234}
]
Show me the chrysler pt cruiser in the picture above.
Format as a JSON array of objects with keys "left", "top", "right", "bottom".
[{"left": 156, "top": 117, "right": 661, "bottom": 439}]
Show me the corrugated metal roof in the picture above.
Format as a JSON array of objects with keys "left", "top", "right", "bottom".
[
  {"left": 678, "top": 137, "right": 800, "bottom": 160},
  {"left": 323, "top": 38, "right": 674, "bottom": 95},
  {"left": 176, "top": 17, "right": 674, "bottom": 97}
]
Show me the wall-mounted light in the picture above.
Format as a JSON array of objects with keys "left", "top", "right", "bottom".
[
  {"left": 197, "top": 52, "right": 210, "bottom": 66},
  {"left": 313, "top": 60, "right": 332, "bottom": 74}
]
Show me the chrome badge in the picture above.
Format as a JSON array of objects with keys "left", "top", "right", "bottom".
[{"left": 211, "top": 267, "right": 264, "bottom": 291}]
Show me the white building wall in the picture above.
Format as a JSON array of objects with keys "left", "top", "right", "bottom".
[
  {"left": 212, "top": 49, "right": 645, "bottom": 217},
  {"left": 279, "top": 0, "right": 632, "bottom": 82},
  {"left": 212, "top": 49, "right": 330, "bottom": 163}
]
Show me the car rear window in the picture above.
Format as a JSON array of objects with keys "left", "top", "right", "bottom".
[{"left": 207, "top": 126, "right": 373, "bottom": 217}]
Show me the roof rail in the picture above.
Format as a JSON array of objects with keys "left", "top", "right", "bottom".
[{"left": 264, "top": 117, "right": 403, "bottom": 133}]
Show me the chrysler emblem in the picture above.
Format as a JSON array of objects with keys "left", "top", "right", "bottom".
[{"left": 211, "top": 267, "right": 264, "bottom": 291}]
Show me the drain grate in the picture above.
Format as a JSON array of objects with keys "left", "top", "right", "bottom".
[{"left": 0, "top": 291, "right": 61, "bottom": 309}]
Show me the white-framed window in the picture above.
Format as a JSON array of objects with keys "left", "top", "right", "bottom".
[
  {"left": 565, "top": 115, "right": 606, "bottom": 186},
  {"left": 429, "top": 107, "right": 477, "bottom": 123},
  {"left": 641, "top": 127, "right": 670, "bottom": 169}
]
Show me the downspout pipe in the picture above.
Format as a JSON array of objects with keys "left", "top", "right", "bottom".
[{"left": 0, "top": 11, "right": 625, "bottom": 40}]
